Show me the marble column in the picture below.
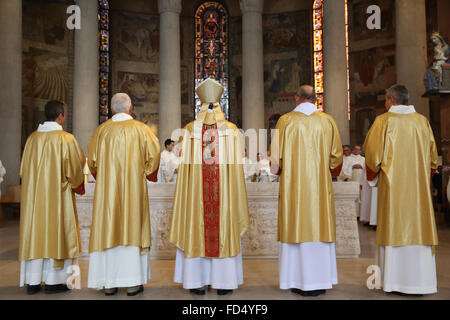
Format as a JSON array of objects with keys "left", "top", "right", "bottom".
[
  {"left": 158, "top": 0, "right": 182, "bottom": 144},
  {"left": 323, "top": 0, "right": 350, "bottom": 144},
  {"left": 73, "top": 0, "right": 99, "bottom": 153},
  {"left": 0, "top": 0, "right": 22, "bottom": 189},
  {"left": 396, "top": 0, "right": 429, "bottom": 118},
  {"left": 240, "top": 0, "right": 265, "bottom": 132}
]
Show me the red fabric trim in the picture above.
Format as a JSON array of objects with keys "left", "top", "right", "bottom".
[
  {"left": 366, "top": 165, "right": 379, "bottom": 181},
  {"left": 202, "top": 124, "right": 220, "bottom": 258},
  {"left": 92, "top": 173, "right": 97, "bottom": 180},
  {"left": 330, "top": 162, "right": 343, "bottom": 178},
  {"left": 146, "top": 167, "right": 159, "bottom": 182},
  {"left": 72, "top": 183, "right": 85, "bottom": 195},
  {"left": 431, "top": 168, "right": 437, "bottom": 180}
]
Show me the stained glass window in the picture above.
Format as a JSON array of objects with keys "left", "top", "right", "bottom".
[
  {"left": 313, "top": 0, "right": 324, "bottom": 111},
  {"left": 194, "top": 2, "right": 229, "bottom": 119},
  {"left": 99, "top": 0, "right": 110, "bottom": 123}
]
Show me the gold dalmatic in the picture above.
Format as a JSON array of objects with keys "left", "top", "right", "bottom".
[
  {"left": 273, "top": 111, "right": 343, "bottom": 243},
  {"left": 87, "top": 119, "right": 160, "bottom": 253},
  {"left": 363, "top": 112, "right": 439, "bottom": 247},
  {"left": 19, "top": 131, "right": 86, "bottom": 268},
  {"left": 169, "top": 79, "right": 250, "bottom": 258}
]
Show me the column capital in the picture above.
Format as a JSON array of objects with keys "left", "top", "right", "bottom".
[
  {"left": 158, "top": 0, "right": 182, "bottom": 14},
  {"left": 240, "top": 0, "right": 264, "bottom": 14}
]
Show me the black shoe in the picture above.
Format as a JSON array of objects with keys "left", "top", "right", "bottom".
[
  {"left": 44, "top": 284, "right": 70, "bottom": 294},
  {"left": 190, "top": 287, "right": 206, "bottom": 295},
  {"left": 390, "top": 291, "right": 424, "bottom": 298},
  {"left": 127, "top": 285, "right": 144, "bottom": 296},
  {"left": 27, "top": 284, "right": 41, "bottom": 295},
  {"left": 217, "top": 289, "right": 233, "bottom": 296},
  {"left": 363, "top": 222, "right": 370, "bottom": 227},
  {"left": 105, "top": 288, "right": 118, "bottom": 296},
  {"left": 291, "top": 288, "right": 326, "bottom": 297}
]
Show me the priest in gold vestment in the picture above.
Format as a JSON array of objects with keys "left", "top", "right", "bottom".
[
  {"left": 87, "top": 93, "right": 160, "bottom": 296},
  {"left": 272, "top": 85, "right": 343, "bottom": 297},
  {"left": 363, "top": 85, "right": 439, "bottom": 295},
  {"left": 19, "top": 100, "right": 86, "bottom": 295},
  {"left": 169, "top": 78, "right": 249, "bottom": 296}
]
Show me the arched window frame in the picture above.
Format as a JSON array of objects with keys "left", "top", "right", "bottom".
[{"left": 194, "top": 1, "right": 230, "bottom": 119}]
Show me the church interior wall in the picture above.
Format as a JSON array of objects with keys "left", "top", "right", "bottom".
[
  {"left": 348, "top": 0, "right": 396, "bottom": 147},
  {"left": 21, "top": 0, "right": 74, "bottom": 149}
]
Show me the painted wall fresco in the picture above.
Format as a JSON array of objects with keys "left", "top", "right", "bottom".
[
  {"left": 263, "top": 11, "right": 311, "bottom": 127},
  {"left": 114, "top": 12, "right": 160, "bottom": 64},
  {"left": 348, "top": 0, "right": 396, "bottom": 145},
  {"left": 22, "top": 0, "right": 72, "bottom": 147}
]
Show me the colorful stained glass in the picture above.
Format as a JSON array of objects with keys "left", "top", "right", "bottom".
[
  {"left": 313, "top": 0, "right": 324, "bottom": 111},
  {"left": 194, "top": 2, "right": 229, "bottom": 119},
  {"left": 98, "top": 0, "right": 110, "bottom": 123}
]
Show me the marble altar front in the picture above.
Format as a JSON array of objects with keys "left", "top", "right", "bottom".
[{"left": 76, "top": 182, "right": 361, "bottom": 260}]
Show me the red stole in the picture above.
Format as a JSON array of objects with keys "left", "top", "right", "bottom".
[{"left": 202, "top": 124, "right": 220, "bottom": 257}]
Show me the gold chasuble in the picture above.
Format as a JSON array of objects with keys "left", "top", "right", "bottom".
[
  {"left": 169, "top": 79, "right": 250, "bottom": 258},
  {"left": 87, "top": 118, "right": 160, "bottom": 254},
  {"left": 274, "top": 111, "right": 343, "bottom": 244},
  {"left": 19, "top": 129, "right": 86, "bottom": 268},
  {"left": 363, "top": 110, "right": 439, "bottom": 247}
]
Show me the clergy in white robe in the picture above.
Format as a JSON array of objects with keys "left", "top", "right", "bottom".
[
  {"left": 19, "top": 100, "right": 85, "bottom": 295},
  {"left": 359, "top": 164, "right": 378, "bottom": 226},
  {"left": 87, "top": 93, "right": 160, "bottom": 296},
  {"left": 157, "top": 139, "right": 180, "bottom": 183},
  {"left": 272, "top": 85, "right": 343, "bottom": 297},
  {"left": 242, "top": 155, "right": 256, "bottom": 182},
  {"left": 351, "top": 146, "right": 365, "bottom": 182},
  {"left": 363, "top": 85, "right": 439, "bottom": 295}
]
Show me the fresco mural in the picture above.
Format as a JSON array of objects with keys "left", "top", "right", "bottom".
[
  {"left": 113, "top": 12, "right": 160, "bottom": 63},
  {"left": 115, "top": 72, "right": 159, "bottom": 108},
  {"left": 348, "top": 0, "right": 396, "bottom": 145},
  {"left": 22, "top": 0, "right": 72, "bottom": 147},
  {"left": 262, "top": 11, "right": 311, "bottom": 105},
  {"left": 349, "top": 0, "right": 395, "bottom": 42}
]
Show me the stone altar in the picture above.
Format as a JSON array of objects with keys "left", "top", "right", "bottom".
[{"left": 76, "top": 182, "right": 361, "bottom": 260}]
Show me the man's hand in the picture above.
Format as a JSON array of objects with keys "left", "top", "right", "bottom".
[
  {"left": 174, "top": 168, "right": 178, "bottom": 174},
  {"left": 353, "top": 164, "right": 363, "bottom": 169}
]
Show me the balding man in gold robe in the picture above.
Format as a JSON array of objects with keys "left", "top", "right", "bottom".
[
  {"left": 87, "top": 93, "right": 160, "bottom": 296},
  {"left": 19, "top": 100, "right": 85, "bottom": 295},
  {"left": 169, "top": 78, "right": 249, "bottom": 296},
  {"left": 272, "top": 85, "right": 343, "bottom": 297},
  {"left": 364, "top": 84, "right": 439, "bottom": 296}
]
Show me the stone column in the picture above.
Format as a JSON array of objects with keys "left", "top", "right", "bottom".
[
  {"left": 158, "top": 0, "right": 182, "bottom": 144},
  {"left": 396, "top": 0, "right": 429, "bottom": 118},
  {"left": 323, "top": 0, "right": 350, "bottom": 144},
  {"left": 73, "top": 0, "right": 99, "bottom": 153},
  {"left": 0, "top": 0, "right": 22, "bottom": 189},
  {"left": 240, "top": 0, "right": 265, "bottom": 132}
]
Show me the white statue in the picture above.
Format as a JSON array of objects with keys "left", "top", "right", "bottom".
[{"left": 0, "top": 160, "right": 6, "bottom": 198}]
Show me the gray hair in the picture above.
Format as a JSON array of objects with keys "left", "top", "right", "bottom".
[
  {"left": 111, "top": 93, "right": 132, "bottom": 113},
  {"left": 386, "top": 84, "right": 409, "bottom": 105},
  {"left": 297, "top": 85, "right": 316, "bottom": 103}
]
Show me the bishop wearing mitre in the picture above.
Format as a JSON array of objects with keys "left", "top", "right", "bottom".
[
  {"left": 169, "top": 78, "right": 250, "bottom": 296},
  {"left": 87, "top": 93, "right": 160, "bottom": 296},
  {"left": 363, "top": 85, "right": 439, "bottom": 296},
  {"left": 272, "top": 85, "right": 343, "bottom": 297},
  {"left": 19, "top": 100, "right": 86, "bottom": 295}
]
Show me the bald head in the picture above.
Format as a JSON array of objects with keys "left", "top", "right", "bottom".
[{"left": 295, "top": 85, "right": 316, "bottom": 104}]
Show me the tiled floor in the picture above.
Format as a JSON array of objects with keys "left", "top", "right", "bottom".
[{"left": 0, "top": 219, "right": 449, "bottom": 300}]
